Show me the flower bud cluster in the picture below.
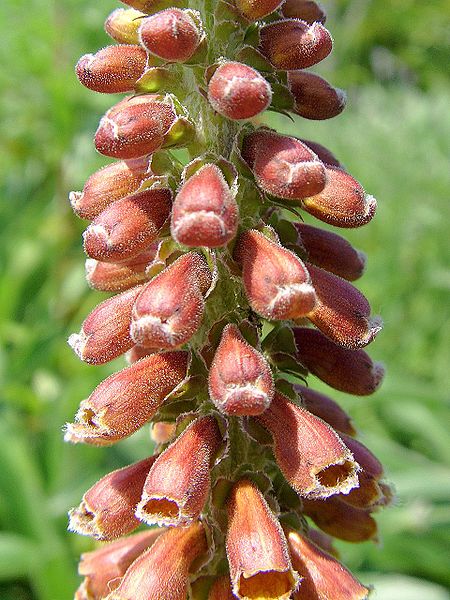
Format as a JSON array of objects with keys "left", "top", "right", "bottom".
[{"left": 68, "top": 0, "right": 389, "bottom": 597}]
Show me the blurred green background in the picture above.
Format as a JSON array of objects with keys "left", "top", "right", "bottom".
[{"left": 0, "top": 0, "right": 449, "bottom": 598}]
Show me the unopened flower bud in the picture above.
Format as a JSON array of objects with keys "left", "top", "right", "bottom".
[
  {"left": 242, "top": 130, "right": 327, "bottom": 200},
  {"left": 105, "top": 8, "right": 145, "bottom": 45},
  {"left": 105, "top": 521, "right": 208, "bottom": 600},
  {"left": 294, "top": 222, "right": 366, "bottom": 281},
  {"left": 208, "top": 324, "right": 274, "bottom": 415},
  {"left": 226, "top": 479, "right": 299, "bottom": 599},
  {"left": 293, "top": 327, "right": 385, "bottom": 395},
  {"left": 300, "top": 139, "right": 342, "bottom": 168},
  {"left": 307, "top": 528, "right": 338, "bottom": 557},
  {"left": 76, "top": 529, "right": 161, "bottom": 600},
  {"left": 208, "top": 62, "right": 272, "bottom": 121},
  {"left": 281, "top": 0, "right": 327, "bottom": 23},
  {"left": 126, "top": 344, "right": 158, "bottom": 363},
  {"left": 234, "top": 229, "right": 317, "bottom": 320},
  {"left": 295, "top": 384, "right": 356, "bottom": 436},
  {"left": 139, "top": 9, "right": 201, "bottom": 63},
  {"left": 259, "top": 20, "right": 332, "bottom": 70},
  {"left": 302, "top": 166, "right": 377, "bottom": 228},
  {"left": 65, "top": 351, "right": 188, "bottom": 444},
  {"left": 208, "top": 576, "right": 235, "bottom": 599},
  {"left": 256, "top": 392, "right": 359, "bottom": 498},
  {"left": 69, "top": 156, "right": 152, "bottom": 220},
  {"left": 136, "top": 416, "right": 222, "bottom": 525},
  {"left": 85, "top": 249, "right": 156, "bottom": 293},
  {"left": 68, "top": 285, "right": 142, "bottom": 365},
  {"left": 171, "top": 164, "right": 238, "bottom": 247},
  {"left": 76, "top": 45, "right": 147, "bottom": 94},
  {"left": 131, "top": 252, "right": 212, "bottom": 348},
  {"left": 339, "top": 434, "right": 385, "bottom": 508},
  {"left": 286, "top": 528, "right": 369, "bottom": 599},
  {"left": 234, "top": 0, "right": 284, "bottom": 20},
  {"left": 68, "top": 456, "right": 155, "bottom": 540},
  {"left": 150, "top": 420, "right": 176, "bottom": 444},
  {"left": 304, "top": 265, "right": 383, "bottom": 348},
  {"left": 83, "top": 188, "right": 172, "bottom": 263},
  {"left": 302, "top": 496, "right": 378, "bottom": 542},
  {"left": 94, "top": 95, "right": 176, "bottom": 159},
  {"left": 288, "top": 71, "right": 346, "bottom": 120}
]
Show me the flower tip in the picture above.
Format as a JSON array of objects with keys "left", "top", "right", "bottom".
[
  {"left": 365, "top": 316, "right": 383, "bottom": 345},
  {"left": 69, "top": 191, "right": 83, "bottom": 212},
  {"left": 68, "top": 502, "right": 102, "bottom": 539},
  {"left": 67, "top": 332, "right": 87, "bottom": 360}
]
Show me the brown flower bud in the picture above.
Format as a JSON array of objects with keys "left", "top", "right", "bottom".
[
  {"left": 234, "top": 229, "right": 317, "bottom": 320},
  {"left": 171, "top": 164, "right": 239, "bottom": 248},
  {"left": 76, "top": 529, "right": 162, "bottom": 600},
  {"left": 281, "top": 0, "right": 327, "bottom": 23},
  {"left": 68, "top": 456, "right": 155, "bottom": 540},
  {"left": 130, "top": 252, "right": 212, "bottom": 349},
  {"left": 302, "top": 166, "right": 377, "bottom": 228},
  {"left": 126, "top": 344, "right": 158, "bottom": 363},
  {"left": 139, "top": 9, "right": 201, "bottom": 63},
  {"left": 287, "top": 528, "right": 369, "bottom": 599},
  {"left": 208, "top": 324, "right": 274, "bottom": 415},
  {"left": 294, "top": 384, "right": 356, "bottom": 436},
  {"left": 208, "top": 62, "right": 272, "bottom": 121},
  {"left": 226, "top": 479, "right": 299, "bottom": 599},
  {"left": 94, "top": 95, "right": 176, "bottom": 159},
  {"left": 255, "top": 392, "right": 359, "bottom": 498},
  {"left": 288, "top": 71, "right": 346, "bottom": 120},
  {"left": 105, "top": 521, "right": 208, "bottom": 600},
  {"left": 150, "top": 420, "right": 176, "bottom": 444},
  {"left": 76, "top": 45, "right": 147, "bottom": 94},
  {"left": 105, "top": 8, "right": 145, "bottom": 45},
  {"left": 208, "top": 576, "right": 235, "bottom": 600},
  {"left": 307, "top": 528, "right": 338, "bottom": 557},
  {"left": 65, "top": 351, "right": 188, "bottom": 445},
  {"left": 85, "top": 249, "right": 156, "bottom": 293},
  {"left": 242, "top": 130, "right": 327, "bottom": 200},
  {"left": 300, "top": 139, "right": 342, "bottom": 168},
  {"left": 83, "top": 188, "right": 172, "bottom": 263},
  {"left": 294, "top": 222, "right": 366, "bottom": 281},
  {"left": 338, "top": 434, "right": 385, "bottom": 508},
  {"left": 69, "top": 156, "right": 152, "bottom": 220},
  {"left": 293, "top": 327, "right": 385, "bottom": 395},
  {"left": 136, "top": 416, "right": 222, "bottom": 526},
  {"left": 305, "top": 265, "right": 383, "bottom": 349},
  {"left": 259, "top": 20, "right": 332, "bottom": 70},
  {"left": 235, "top": 0, "right": 284, "bottom": 20},
  {"left": 302, "top": 497, "right": 378, "bottom": 542},
  {"left": 68, "top": 285, "right": 142, "bottom": 365}
]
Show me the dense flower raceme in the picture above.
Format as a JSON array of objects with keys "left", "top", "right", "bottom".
[{"left": 68, "top": 0, "right": 390, "bottom": 597}]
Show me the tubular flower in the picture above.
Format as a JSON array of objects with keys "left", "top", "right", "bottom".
[{"left": 67, "top": 1, "right": 387, "bottom": 596}]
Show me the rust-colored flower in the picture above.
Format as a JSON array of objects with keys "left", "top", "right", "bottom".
[
  {"left": 136, "top": 416, "right": 223, "bottom": 525},
  {"left": 226, "top": 479, "right": 300, "bottom": 599},
  {"left": 69, "top": 456, "right": 156, "bottom": 540},
  {"left": 234, "top": 229, "right": 317, "bottom": 320},
  {"left": 255, "top": 392, "right": 359, "bottom": 498},
  {"left": 287, "top": 528, "right": 369, "bottom": 599},
  {"left": 75, "top": 530, "right": 162, "bottom": 599},
  {"left": 208, "top": 323, "right": 274, "bottom": 415},
  {"left": 105, "top": 521, "right": 208, "bottom": 599},
  {"left": 65, "top": 351, "right": 188, "bottom": 445}
]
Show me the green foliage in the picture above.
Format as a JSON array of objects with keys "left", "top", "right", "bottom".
[{"left": 0, "top": 0, "right": 449, "bottom": 598}]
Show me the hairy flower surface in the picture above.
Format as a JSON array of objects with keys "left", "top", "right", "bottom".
[{"left": 67, "top": 0, "right": 388, "bottom": 596}]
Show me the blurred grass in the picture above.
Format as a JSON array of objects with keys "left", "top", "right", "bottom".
[{"left": 0, "top": 0, "right": 449, "bottom": 598}]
